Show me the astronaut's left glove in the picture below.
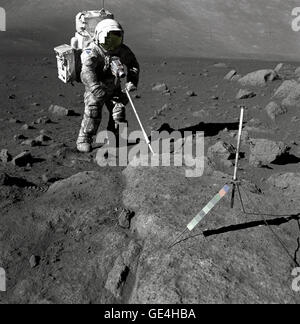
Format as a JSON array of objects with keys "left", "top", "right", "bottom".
[
  {"left": 91, "top": 85, "right": 108, "bottom": 99},
  {"left": 125, "top": 82, "right": 136, "bottom": 92}
]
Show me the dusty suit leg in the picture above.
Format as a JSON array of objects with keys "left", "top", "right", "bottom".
[
  {"left": 106, "top": 90, "right": 129, "bottom": 146},
  {"left": 106, "top": 100, "right": 118, "bottom": 134},
  {"left": 77, "top": 91, "right": 105, "bottom": 152}
]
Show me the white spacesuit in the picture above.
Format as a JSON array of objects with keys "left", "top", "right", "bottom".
[{"left": 77, "top": 19, "right": 140, "bottom": 153}]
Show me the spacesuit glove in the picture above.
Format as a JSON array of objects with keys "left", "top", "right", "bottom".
[
  {"left": 91, "top": 85, "right": 107, "bottom": 99},
  {"left": 125, "top": 82, "right": 136, "bottom": 92}
]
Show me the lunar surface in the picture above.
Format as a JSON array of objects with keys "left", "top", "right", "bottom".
[{"left": 0, "top": 0, "right": 300, "bottom": 304}]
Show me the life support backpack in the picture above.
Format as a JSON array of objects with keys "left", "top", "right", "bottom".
[{"left": 54, "top": 8, "right": 114, "bottom": 84}]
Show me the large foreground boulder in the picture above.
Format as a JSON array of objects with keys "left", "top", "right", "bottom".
[
  {"left": 1, "top": 171, "right": 138, "bottom": 304},
  {"left": 122, "top": 160, "right": 299, "bottom": 304},
  {"left": 2, "top": 165, "right": 299, "bottom": 304}
]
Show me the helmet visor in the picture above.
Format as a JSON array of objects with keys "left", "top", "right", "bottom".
[{"left": 101, "top": 31, "right": 123, "bottom": 51}]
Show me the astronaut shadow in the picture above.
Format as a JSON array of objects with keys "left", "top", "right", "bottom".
[
  {"left": 180, "top": 121, "right": 242, "bottom": 137},
  {"left": 149, "top": 121, "right": 241, "bottom": 141},
  {"left": 92, "top": 121, "right": 241, "bottom": 153}
]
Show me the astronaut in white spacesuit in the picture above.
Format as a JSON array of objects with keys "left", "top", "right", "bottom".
[{"left": 77, "top": 19, "right": 140, "bottom": 153}]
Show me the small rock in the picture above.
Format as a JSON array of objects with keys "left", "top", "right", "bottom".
[
  {"left": 224, "top": 70, "right": 237, "bottom": 81},
  {"left": 12, "top": 151, "right": 32, "bottom": 167},
  {"left": 0, "top": 149, "right": 12, "bottom": 163},
  {"left": 186, "top": 90, "right": 197, "bottom": 97},
  {"left": 238, "top": 69, "right": 278, "bottom": 87},
  {"left": 21, "top": 124, "right": 35, "bottom": 130},
  {"left": 41, "top": 174, "right": 58, "bottom": 183},
  {"left": 152, "top": 83, "right": 168, "bottom": 92},
  {"left": 14, "top": 134, "right": 27, "bottom": 141},
  {"left": 265, "top": 102, "right": 287, "bottom": 121},
  {"left": 162, "top": 89, "right": 171, "bottom": 95},
  {"left": 161, "top": 104, "right": 170, "bottom": 112},
  {"left": 105, "top": 257, "right": 129, "bottom": 298},
  {"left": 236, "top": 89, "right": 256, "bottom": 100},
  {"left": 29, "top": 255, "right": 40, "bottom": 269},
  {"left": 213, "top": 63, "right": 227, "bottom": 68},
  {"left": 21, "top": 139, "right": 42, "bottom": 147},
  {"left": 49, "top": 104, "right": 74, "bottom": 117},
  {"left": 155, "top": 109, "right": 163, "bottom": 116},
  {"left": 35, "top": 134, "right": 52, "bottom": 142},
  {"left": 231, "top": 74, "right": 242, "bottom": 81},
  {"left": 291, "top": 116, "right": 300, "bottom": 122},
  {"left": 9, "top": 118, "right": 21, "bottom": 124},
  {"left": 105, "top": 240, "right": 141, "bottom": 299},
  {"left": 40, "top": 129, "right": 52, "bottom": 135},
  {"left": 35, "top": 116, "right": 52, "bottom": 124},
  {"left": 118, "top": 208, "right": 135, "bottom": 229},
  {"left": 274, "top": 63, "right": 283, "bottom": 73},
  {"left": 9, "top": 94, "right": 16, "bottom": 99},
  {"left": 192, "top": 109, "right": 206, "bottom": 118},
  {"left": 207, "top": 141, "right": 236, "bottom": 161}
]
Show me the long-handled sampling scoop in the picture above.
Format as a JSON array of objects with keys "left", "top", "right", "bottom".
[{"left": 125, "top": 88, "right": 155, "bottom": 155}]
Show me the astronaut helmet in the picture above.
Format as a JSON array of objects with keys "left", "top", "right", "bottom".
[{"left": 94, "top": 19, "right": 124, "bottom": 52}]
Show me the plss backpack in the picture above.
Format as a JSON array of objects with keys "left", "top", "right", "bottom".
[{"left": 54, "top": 8, "right": 114, "bottom": 84}]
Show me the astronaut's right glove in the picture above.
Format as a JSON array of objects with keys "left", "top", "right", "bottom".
[{"left": 125, "top": 82, "right": 136, "bottom": 92}]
